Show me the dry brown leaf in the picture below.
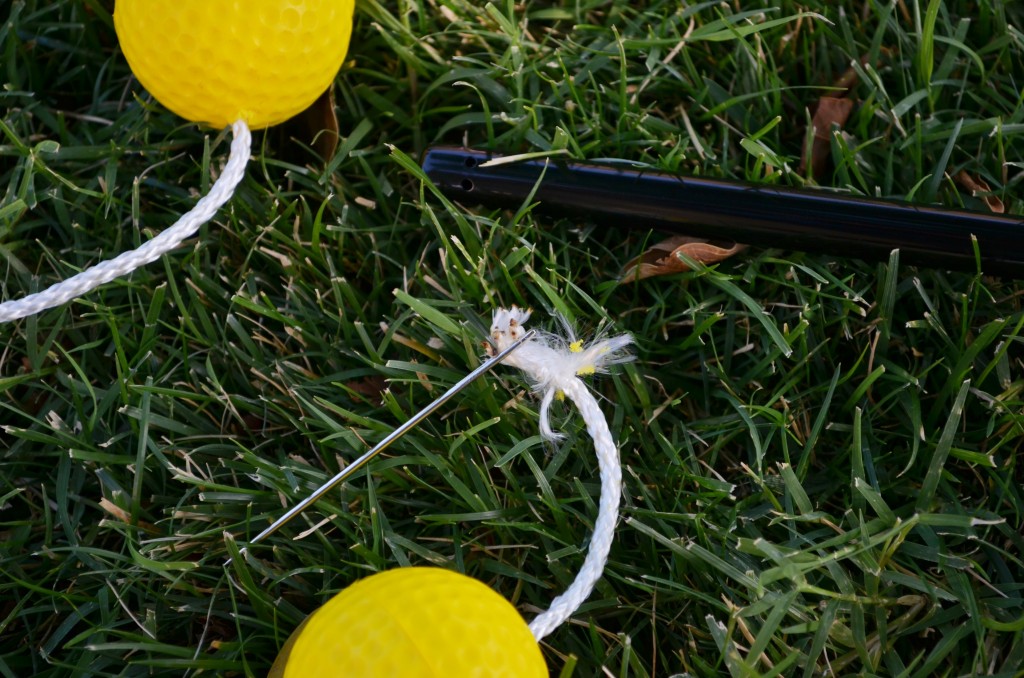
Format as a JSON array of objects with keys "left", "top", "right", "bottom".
[
  {"left": 346, "top": 375, "right": 388, "bottom": 405},
  {"left": 620, "top": 235, "right": 746, "bottom": 282},
  {"left": 273, "top": 87, "right": 340, "bottom": 164},
  {"left": 800, "top": 96, "right": 854, "bottom": 180},
  {"left": 798, "top": 51, "right": 893, "bottom": 180},
  {"left": 954, "top": 170, "right": 1005, "bottom": 213}
]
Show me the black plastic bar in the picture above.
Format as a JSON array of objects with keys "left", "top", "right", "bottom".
[{"left": 422, "top": 146, "right": 1024, "bottom": 277}]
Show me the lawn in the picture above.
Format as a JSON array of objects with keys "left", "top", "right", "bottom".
[{"left": 2, "top": 0, "right": 1023, "bottom": 676}]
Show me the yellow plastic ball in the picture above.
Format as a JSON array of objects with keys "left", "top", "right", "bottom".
[
  {"left": 270, "top": 567, "right": 547, "bottom": 677},
  {"left": 113, "top": 0, "right": 355, "bottom": 130}
]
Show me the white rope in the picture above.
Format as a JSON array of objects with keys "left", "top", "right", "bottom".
[
  {"left": 487, "top": 306, "right": 632, "bottom": 641},
  {"left": 0, "top": 120, "right": 252, "bottom": 323}
]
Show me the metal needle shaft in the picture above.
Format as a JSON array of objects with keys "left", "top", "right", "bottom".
[{"left": 227, "top": 329, "right": 535, "bottom": 564}]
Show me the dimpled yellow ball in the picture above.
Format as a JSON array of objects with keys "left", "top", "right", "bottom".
[
  {"left": 113, "top": 0, "right": 354, "bottom": 130},
  {"left": 270, "top": 567, "right": 547, "bottom": 677}
]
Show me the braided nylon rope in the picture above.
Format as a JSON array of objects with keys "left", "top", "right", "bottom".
[
  {"left": 0, "top": 120, "right": 251, "bottom": 323},
  {"left": 528, "top": 377, "right": 623, "bottom": 640},
  {"left": 487, "top": 307, "right": 632, "bottom": 641}
]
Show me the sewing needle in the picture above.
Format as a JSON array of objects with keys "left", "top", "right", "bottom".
[{"left": 226, "top": 329, "right": 535, "bottom": 565}]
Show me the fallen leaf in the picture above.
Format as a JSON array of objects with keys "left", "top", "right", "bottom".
[
  {"left": 272, "top": 87, "right": 340, "bottom": 165},
  {"left": 954, "top": 170, "right": 1004, "bottom": 213},
  {"left": 620, "top": 236, "right": 746, "bottom": 282},
  {"left": 798, "top": 51, "right": 892, "bottom": 180},
  {"left": 345, "top": 375, "right": 388, "bottom": 405},
  {"left": 800, "top": 96, "right": 854, "bottom": 180}
]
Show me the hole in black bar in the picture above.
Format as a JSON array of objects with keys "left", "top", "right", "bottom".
[
  {"left": 460, "top": 178, "right": 474, "bottom": 192},
  {"left": 464, "top": 156, "right": 477, "bottom": 168}
]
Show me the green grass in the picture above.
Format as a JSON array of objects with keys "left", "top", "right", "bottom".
[{"left": 3, "top": 0, "right": 1024, "bottom": 675}]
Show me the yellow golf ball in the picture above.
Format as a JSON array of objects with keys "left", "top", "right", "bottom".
[
  {"left": 270, "top": 567, "right": 547, "bottom": 677},
  {"left": 113, "top": 0, "right": 355, "bottom": 129}
]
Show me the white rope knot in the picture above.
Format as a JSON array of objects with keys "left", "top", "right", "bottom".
[
  {"left": 488, "top": 305, "right": 632, "bottom": 641},
  {"left": 0, "top": 120, "right": 252, "bottom": 323}
]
